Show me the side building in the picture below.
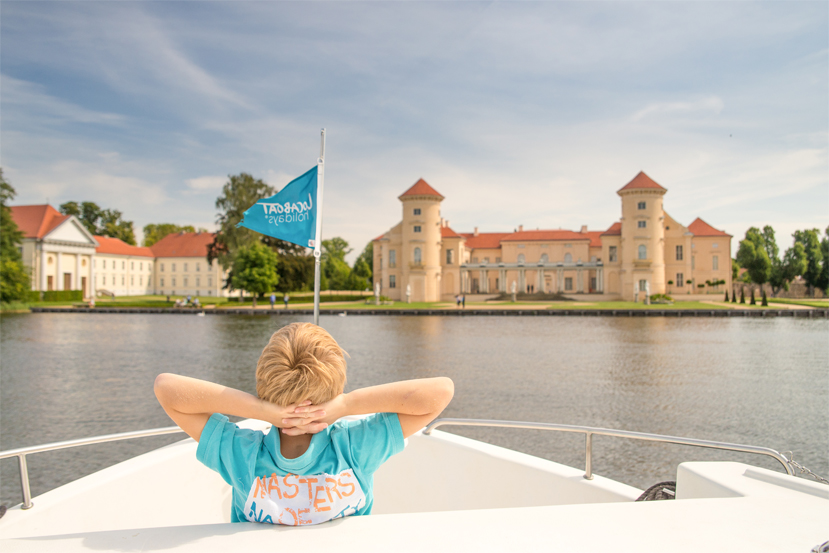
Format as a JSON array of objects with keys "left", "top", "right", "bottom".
[
  {"left": 10, "top": 204, "right": 234, "bottom": 298},
  {"left": 373, "top": 172, "right": 732, "bottom": 302}
]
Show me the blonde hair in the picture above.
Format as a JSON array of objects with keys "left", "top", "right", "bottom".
[{"left": 256, "top": 322, "right": 347, "bottom": 406}]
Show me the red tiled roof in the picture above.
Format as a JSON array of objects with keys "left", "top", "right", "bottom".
[
  {"left": 9, "top": 204, "right": 71, "bottom": 239},
  {"left": 688, "top": 217, "right": 731, "bottom": 237},
  {"left": 398, "top": 179, "right": 444, "bottom": 200},
  {"left": 441, "top": 226, "right": 462, "bottom": 238},
  {"left": 602, "top": 222, "right": 622, "bottom": 235},
  {"left": 372, "top": 234, "right": 386, "bottom": 241},
  {"left": 618, "top": 171, "right": 666, "bottom": 192},
  {"left": 150, "top": 232, "right": 215, "bottom": 258},
  {"left": 460, "top": 232, "right": 512, "bottom": 249},
  {"left": 95, "top": 235, "right": 154, "bottom": 257},
  {"left": 585, "top": 231, "right": 603, "bottom": 247},
  {"left": 501, "top": 230, "right": 591, "bottom": 242}
]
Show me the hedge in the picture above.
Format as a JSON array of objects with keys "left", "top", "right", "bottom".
[{"left": 26, "top": 290, "right": 84, "bottom": 302}]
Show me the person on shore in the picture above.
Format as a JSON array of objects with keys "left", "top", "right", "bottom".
[
  {"left": 283, "top": 293, "right": 290, "bottom": 309},
  {"left": 455, "top": 295, "right": 461, "bottom": 308},
  {"left": 154, "top": 322, "right": 453, "bottom": 527},
  {"left": 461, "top": 294, "right": 465, "bottom": 308},
  {"left": 270, "top": 293, "right": 276, "bottom": 309}
]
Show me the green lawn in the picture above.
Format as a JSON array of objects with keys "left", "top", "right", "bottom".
[
  {"left": 545, "top": 301, "right": 734, "bottom": 310},
  {"left": 768, "top": 298, "right": 829, "bottom": 308}
]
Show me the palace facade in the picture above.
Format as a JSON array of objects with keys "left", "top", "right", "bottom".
[
  {"left": 11, "top": 204, "right": 233, "bottom": 298},
  {"left": 372, "top": 172, "right": 732, "bottom": 302}
]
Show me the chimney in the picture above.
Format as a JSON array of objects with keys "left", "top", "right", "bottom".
[
  {"left": 473, "top": 227, "right": 479, "bottom": 236},
  {"left": 580, "top": 225, "right": 588, "bottom": 233},
  {"left": 518, "top": 225, "right": 523, "bottom": 232},
  {"left": 440, "top": 217, "right": 445, "bottom": 227}
]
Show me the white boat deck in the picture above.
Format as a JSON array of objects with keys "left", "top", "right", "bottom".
[{"left": 1, "top": 420, "right": 827, "bottom": 552}]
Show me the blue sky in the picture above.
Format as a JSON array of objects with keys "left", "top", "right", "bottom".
[{"left": 2, "top": 1, "right": 826, "bottom": 262}]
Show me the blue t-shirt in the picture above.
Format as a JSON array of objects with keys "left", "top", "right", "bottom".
[{"left": 196, "top": 412, "right": 405, "bottom": 525}]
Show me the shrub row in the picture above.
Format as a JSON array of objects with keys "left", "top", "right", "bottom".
[{"left": 26, "top": 290, "right": 84, "bottom": 302}]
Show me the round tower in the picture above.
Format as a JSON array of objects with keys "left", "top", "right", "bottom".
[
  {"left": 617, "top": 172, "right": 667, "bottom": 301},
  {"left": 399, "top": 179, "right": 444, "bottom": 302}
]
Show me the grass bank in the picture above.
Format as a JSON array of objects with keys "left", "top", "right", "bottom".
[{"left": 767, "top": 298, "right": 829, "bottom": 308}]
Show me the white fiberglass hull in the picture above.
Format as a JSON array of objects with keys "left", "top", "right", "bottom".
[{"left": 1, "top": 420, "right": 826, "bottom": 552}]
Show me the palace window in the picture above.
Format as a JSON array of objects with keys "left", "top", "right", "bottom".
[
  {"left": 208, "top": 277, "right": 213, "bottom": 286},
  {"left": 638, "top": 245, "right": 647, "bottom": 260},
  {"left": 517, "top": 254, "right": 525, "bottom": 264},
  {"left": 103, "top": 276, "right": 106, "bottom": 285},
  {"left": 196, "top": 277, "right": 200, "bottom": 286},
  {"left": 196, "top": 263, "right": 201, "bottom": 272},
  {"left": 161, "top": 278, "right": 165, "bottom": 287},
  {"left": 483, "top": 257, "right": 489, "bottom": 264},
  {"left": 140, "top": 262, "right": 143, "bottom": 270},
  {"left": 677, "top": 273, "right": 684, "bottom": 287},
  {"left": 540, "top": 254, "right": 549, "bottom": 263},
  {"left": 692, "top": 257, "right": 695, "bottom": 269},
  {"left": 131, "top": 262, "right": 134, "bottom": 270},
  {"left": 712, "top": 243, "right": 718, "bottom": 248},
  {"left": 414, "top": 248, "right": 422, "bottom": 264},
  {"left": 160, "top": 263, "right": 164, "bottom": 272},
  {"left": 638, "top": 201, "right": 646, "bottom": 210},
  {"left": 184, "top": 277, "right": 188, "bottom": 286},
  {"left": 184, "top": 263, "right": 188, "bottom": 272},
  {"left": 413, "top": 226, "right": 422, "bottom": 233},
  {"left": 413, "top": 208, "right": 421, "bottom": 215},
  {"left": 496, "top": 257, "right": 501, "bottom": 263},
  {"left": 131, "top": 276, "right": 134, "bottom": 285},
  {"left": 102, "top": 260, "right": 106, "bottom": 269},
  {"left": 712, "top": 256, "right": 719, "bottom": 270},
  {"left": 446, "top": 249, "right": 453, "bottom": 265},
  {"left": 472, "top": 257, "right": 478, "bottom": 264},
  {"left": 140, "top": 276, "right": 143, "bottom": 285},
  {"left": 565, "top": 277, "right": 573, "bottom": 291},
  {"left": 609, "top": 246, "right": 617, "bottom": 262},
  {"left": 122, "top": 261, "right": 125, "bottom": 269},
  {"left": 121, "top": 276, "right": 125, "bottom": 285},
  {"left": 389, "top": 250, "right": 396, "bottom": 268},
  {"left": 638, "top": 220, "right": 647, "bottom": 228},
  {"left": 639, "top": 279, "right": 648, "bottom": 291},
  {"left": 172, "top": 278, "right": 176, "bottom": 286},
  {"left": 564, "top": 253, "right": 572, "bottom": 263},
  {"left": 389, "top": 275, "right": 396, "bottom": 288},
  {"left": 676, "top": 245, "right": 683, "bottom": 261},
  {"left": 172, "top": 263, "right": 176, "bottom": 272},
  {"left": 518, "top": 244, "right": 525, "bottom": 248}
]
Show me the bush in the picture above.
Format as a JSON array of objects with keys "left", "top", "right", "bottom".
[
  {"left": 649, "top": 293, "right": 673, "bottom": 303},
  {"left": 26, "top": 290, "right": 83, "bottom": 302}
]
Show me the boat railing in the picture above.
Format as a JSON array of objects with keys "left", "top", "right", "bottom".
[
  {"left": 423, "top": 418, "right": 795, "bottom": 480},
  {"left": 0, "top": 426, "right": 184, "bottom": 510},
  {"left": 1, "top": 419, "right": 797, "bottom": 511}
]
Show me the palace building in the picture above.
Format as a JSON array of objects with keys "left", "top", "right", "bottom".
[
  {"left": 10, "top": 204, "right": 233, "bottom": 298},
  {"left": 372, "top": 172, "right": 732, "bottom": 302}
]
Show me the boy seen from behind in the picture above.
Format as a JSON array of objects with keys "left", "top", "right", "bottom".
[{"left": 154, "top": 322, "right": 454, "bottom": 526}]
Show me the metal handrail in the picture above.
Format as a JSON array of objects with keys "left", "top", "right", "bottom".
[
  {"left": 0, "top": 426, "right": 185, "bottom": 510},
  {"left": 423, "top": 418, "right": 794, "bottom": 480}
]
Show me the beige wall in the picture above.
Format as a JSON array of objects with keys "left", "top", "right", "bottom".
[
  {"left": 95, "top": 254, "right": 154, "bottom": 296},
  {"left": 663, "top": 213, "right": 694, "bottom": 296},
  {"left": 155, "top": 257, "right": 230, "bottom": 298},
  {"left": 619, "top": 189, "right": 666, "bottom": 300},
  {"left": 690, "top": 236, "right": 732, "bottom": 294},
  {"left": 400, "top": 196, "right": 442, "bottom": 302}
]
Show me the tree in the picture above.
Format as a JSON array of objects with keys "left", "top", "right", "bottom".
[
  {"left": 143, "top": 224, "right": 196, "bottom": 247},
  {"left": 761, "top": 290, "right": 768, "bottom": 307},
  {"left": 230, "top": 243, "right": 279, "bottom": 307},
  {"left": 0, "top": 169, "right": 31, "bottom": 302},
  {"left": 740, "top": 287, "right": 745, "bottom": 304},
  {"left": 736, "top": 227, "right": 771, "bottom": 287},
  {"left": 773, "top": 242, "right": 807, "bottom": 296},
  {"left": 208, "top": 173, "right": 275, "bottom": 270},
  {"left": 724, "top": 290, "right": 729, "bottom": 302},
  {"left": 818, "top": 226, "right": 829, "bottom": 295},
  {"left": 750, "top": 288, "right": 756, "bottom": 305},
  {"left": 355, "top": 241, "right": 374, "bottom": 279},
  {"left": 794, "top": 229, "right": 823, "bottom": 296},
  {"left": 59, "top": 201, "right": 136, "bottom": 245},
  {"left": 731, "top": 258, "right": 740, "bottom": 281},
  {"left": 322, "top": 237, "right": 353, "bottom": 290}
]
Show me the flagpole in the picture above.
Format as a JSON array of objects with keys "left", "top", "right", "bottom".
[{"left": 313, "top": 128, "right": 326, "bottom": 326}]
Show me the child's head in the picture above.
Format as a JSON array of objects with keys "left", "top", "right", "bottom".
[{"left": 256, "top": 322, "right": 347, "bottom": 406}]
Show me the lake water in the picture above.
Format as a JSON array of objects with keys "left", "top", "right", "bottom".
[{"left": 1, "top": 313, "right": 827, "bottom": 507}]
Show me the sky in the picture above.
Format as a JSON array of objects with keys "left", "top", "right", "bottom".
[{"left": 2, "top": 1, "right": 827, "bottom": 263}]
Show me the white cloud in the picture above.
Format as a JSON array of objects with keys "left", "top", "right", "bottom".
[
  {"left": 631, "top": 97, "right": 725, "bottom": 123},
  {"left": 185, "top": 175, "right": 226, "bottom": 193}
]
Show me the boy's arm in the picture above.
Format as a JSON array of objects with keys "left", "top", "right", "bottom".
[
  {"left": 284, "top": 377, "right": 454, "bottom": 439},
  {"left": 154, "top": 373, "right": 324, "bottom": 441}
]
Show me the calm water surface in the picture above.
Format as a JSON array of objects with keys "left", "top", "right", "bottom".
[{"left": 1, "top": 313, "right": 827, "bottom": 507}]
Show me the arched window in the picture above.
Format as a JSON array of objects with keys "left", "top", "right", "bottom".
[
  {"left": 564, "top": 253, "right": 572, "bottom": 263},
  {"left": 638, "top": 245, "right": 647, "bottom": 260},
  {"left": 414, "top": 247, "right": 422, "bottom": 264},
  {"left": 517, "top": 254, "right": 525, "bottom": 264},
  {"left": 540, "top": 254, "right": 549, "bottom": 264}
]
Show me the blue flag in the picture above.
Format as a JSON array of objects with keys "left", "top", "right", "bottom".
[{"left": 237, "top": 166, "right": 318, "bottom": 249}]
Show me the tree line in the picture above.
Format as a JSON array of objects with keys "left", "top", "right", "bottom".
[{"left": 735, "top": 225, "right": 829, "bottom": 297}]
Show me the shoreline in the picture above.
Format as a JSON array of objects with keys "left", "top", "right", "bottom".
[{"left": 27, "top": 306, "right": 829, "bottom": 317}]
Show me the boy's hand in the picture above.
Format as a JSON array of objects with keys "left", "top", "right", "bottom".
[{"left": 279, "top": 394, "right": 347, "bottom": 436}]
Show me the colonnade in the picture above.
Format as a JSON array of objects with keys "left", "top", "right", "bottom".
[{"left": 459, "top": 265, "right": 604, "bottom": 294}]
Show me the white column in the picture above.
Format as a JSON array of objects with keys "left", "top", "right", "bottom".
[
  {"left": 500, "top": 269, "right": 506, "bottom": 292},
  {"left": 56, "top": 252, "right": 63, "bottom": 290},
  {"left": 537, "top": 268, "right": 544, "bottom": 293},
  {"left": 519, "top": 269, "right": 525, "bottom": 292},
  {"left": 40, "top": 247, "right": 46, "bottom": 291},
  {"left": 577, "top": 269, "right": 584, "bottom": 293},
  {"left": 557, "top": 268, "right": 563, "bottom": 292},
  {"left": 598, "top": 268, "right": 604, "bottom": 293},
  {"left": 90, "top": 256, "right": 96, "bottom": 297},
  {"left": 75, "top": 255, "right": 81, "bottom": 290}
]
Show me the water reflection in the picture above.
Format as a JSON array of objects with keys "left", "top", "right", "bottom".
[{"left": 1, "top": 313, "right": 827, "bottom": 506}]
